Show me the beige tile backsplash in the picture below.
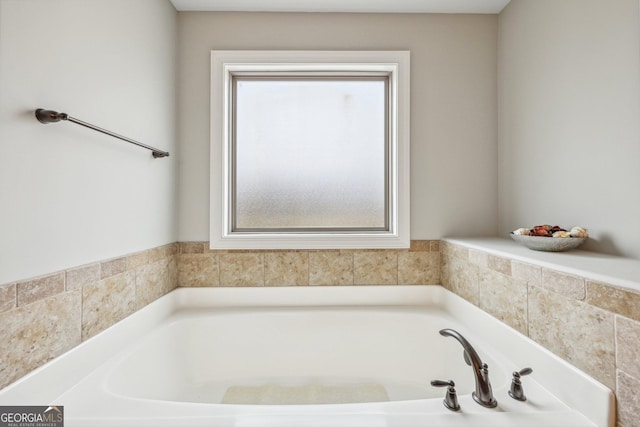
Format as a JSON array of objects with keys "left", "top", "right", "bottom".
[
  {"left": 178, "top": 253, "right": 219, "bottom": 287},
  {"left": 0, "top": 290, "right": 81, "bottom": 391},
  {"left": 478, "top": 268, "right": 528, "bottom": 335},
  {"left": 177, "top": 241, "right": 440, "bottom": 287},
  {"left": 219, "top": 253, "right": 265, "bottom": 286},
  {"left": 3, "top": 237, "right": 638, "bottom": 427},
  {"left": 441, "top": 240, "right": 640, "bottom": 427},
  {"left": 309, "top": 251, "right": 354, "bottom": 285},
  {"left": 353, "top": 252, "right": 399, "bottom": 285},
  {"left": 65, "top": 263, "right": 101, "bottom": 291},
  {"left": 587, "top": 281, "right": 640, "bottom": 323},
  {"left": 0, "top": 283, "right": 17, "bottom": 313},
  {"left": 0, "top": 243, "right": 177, "bottom": 390},
  {"left": 540, "top": 268, "right": 586, "bottom": 300},
  {"left": 398, "top": 251, "right": 440, "bottom": 285},
  {"left": 611, "top": 314, "right": 640, "bottom": 425},
  {"left": 616, "top": 370, "right": 640, "bottom": 427},
  {"left": 16, "top": 272, "right": 65, "bottom": 307},
  {"left": 264, "top": 252, "right": 309, "bottom": 287},
  {"left": 528, "top": 285, "right": 616, "bottom": 389}
]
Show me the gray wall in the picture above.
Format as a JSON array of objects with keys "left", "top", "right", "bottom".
[
  {"left": 8, "top": 0, "right": 636, "bottom": 284},
  {"left": 0, "top": 0, "right": 178, "bottom": 284},
  {"left": 177, "top": 12, "right": 499, "bottom": 243},
  {"left": 498, "top": 0, "right": 640, "bottom": 258}
]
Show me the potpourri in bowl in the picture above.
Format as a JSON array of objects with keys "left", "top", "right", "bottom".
[{"left": 510, "top": 225, "right": 588, "bottom": 252}]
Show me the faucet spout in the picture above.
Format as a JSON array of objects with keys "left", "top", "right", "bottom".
[{"left": 439, "top": 328, "right": 497, "bottom": 408}]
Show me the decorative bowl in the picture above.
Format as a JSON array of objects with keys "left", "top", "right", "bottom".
[{"left": 510, "top": 233, "right": 587, "bottom": 252}]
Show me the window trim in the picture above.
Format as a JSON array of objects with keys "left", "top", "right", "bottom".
[{"left": 210, "top": 50, "right": 410, "bottom": 249}]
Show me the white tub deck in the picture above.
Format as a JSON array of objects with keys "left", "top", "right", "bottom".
[{"left": 0, "top": 286, "right": 614, "bottom": 426}]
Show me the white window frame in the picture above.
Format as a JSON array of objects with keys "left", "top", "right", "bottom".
[{"left": 210, "top": 50, "right": 410, "bottom": 249}]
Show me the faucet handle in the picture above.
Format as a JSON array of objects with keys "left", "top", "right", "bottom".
[
  {"left": 509, "top": 367, "right": 533, "bottom": 401},
  {"left": 431, "top": 379, "right": 461, "bottom": 411},
  {"left": 516, "top": 367, "right": 533, "bottom": 377}
]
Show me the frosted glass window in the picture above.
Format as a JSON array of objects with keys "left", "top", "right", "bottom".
[
  {"left": 210, "top": 50, "right": 410, "bottom": 249},
  {"left": 232, "top": 77, "right": 388, "bottom": 231}
]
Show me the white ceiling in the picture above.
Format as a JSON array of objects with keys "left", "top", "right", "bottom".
[{"left": 170, "top": 0, "right": 511, "bottom": 14}]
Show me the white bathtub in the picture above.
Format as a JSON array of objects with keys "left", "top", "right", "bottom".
[{"left": 0, "top": 286, "right": 614, "bottom": 426}]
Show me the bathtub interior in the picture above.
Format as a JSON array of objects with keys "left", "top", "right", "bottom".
[
  {"left": 106, "top": 307, "right": 507, "bottom": 405},
  {"left": 0, "top": 286, "right": 614, "bottom": 427}
]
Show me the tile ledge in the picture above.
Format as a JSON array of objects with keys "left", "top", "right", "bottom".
[{"left": 443, "top": 237, "right": 640, "bottom": 293}]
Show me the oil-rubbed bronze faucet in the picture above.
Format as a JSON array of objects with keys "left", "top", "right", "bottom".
[
  {"left": 439, "top": 328, "right": 497, "bottom": 408},
  {"left": 431, "top": 379, "right": 461, "bottom": 411},
  {"left": 509, "top": 367, "right": 533, "bottom": 401}
]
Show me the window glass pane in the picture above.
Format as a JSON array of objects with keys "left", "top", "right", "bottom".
[{"left": 233, "top": 78, "right": 387, "bottom": 230}]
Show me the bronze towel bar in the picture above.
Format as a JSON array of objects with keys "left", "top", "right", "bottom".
[{"left": 35, "top": 109, "right": 170, "bottom": 158}]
